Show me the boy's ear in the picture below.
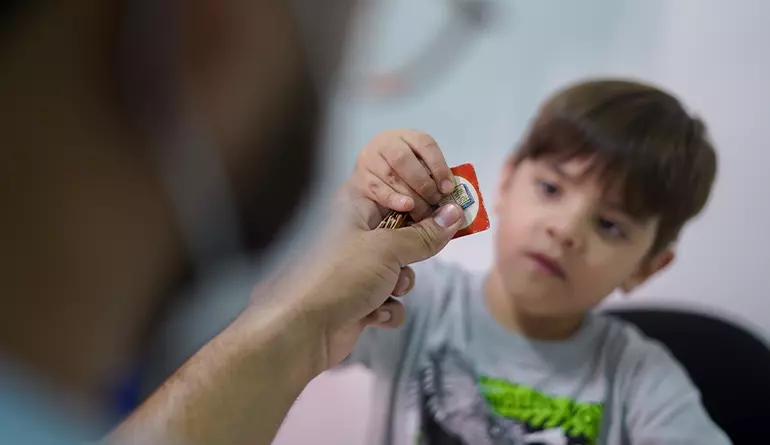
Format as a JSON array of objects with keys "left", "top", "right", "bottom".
[
  {"left": 620, "top": 248, "right": 675, "bottom": 294},
  {"left": 495, "top": 156, "right": 517, "bottom": 213}
]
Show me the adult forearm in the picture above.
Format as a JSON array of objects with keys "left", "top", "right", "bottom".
[{"left": 109, "top": 302, "right": 323, "bottom": 445}]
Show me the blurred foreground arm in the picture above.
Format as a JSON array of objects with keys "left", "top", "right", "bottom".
[
  {"left": 108, "top": 295, "right": 321, "bottom": 445},
  {"left": 108, "top": 174, "right": 463, "bottom": 445}
]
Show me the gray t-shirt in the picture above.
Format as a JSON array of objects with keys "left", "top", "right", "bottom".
[{"left": 345, "top": 260, "right": 731, "bottom": 445}]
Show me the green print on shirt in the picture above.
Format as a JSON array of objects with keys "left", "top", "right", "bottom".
[{"left": 479, "top": 376, "right": 603, "bottom": 445}]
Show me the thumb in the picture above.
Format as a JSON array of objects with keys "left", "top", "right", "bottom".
[{"left": 390, "top": 203, "right": 464, "bottom": 265}]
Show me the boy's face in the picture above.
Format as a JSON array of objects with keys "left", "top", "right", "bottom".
[{"left": 493, "top": 156, "right": 674, "bottom": 316}]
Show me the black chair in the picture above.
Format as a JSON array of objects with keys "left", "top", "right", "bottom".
[{"left": 606, "top": 307, "right": 770, "bottom": 445}]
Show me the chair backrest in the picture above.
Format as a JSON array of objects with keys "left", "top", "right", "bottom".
[{"left": 606, "top": 307, "right": 770, "bottom": 445}]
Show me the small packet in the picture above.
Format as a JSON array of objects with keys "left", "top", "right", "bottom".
[
  {"left": 442, "top": 163, "right": 490, "bottom": 239},
  {"left": 377, "top": 163, "right": 490, "bottom": 240}
]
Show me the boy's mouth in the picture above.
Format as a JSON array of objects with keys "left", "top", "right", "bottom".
[{"left": 525, "top": 252, "right": 566, "bottom": 279}]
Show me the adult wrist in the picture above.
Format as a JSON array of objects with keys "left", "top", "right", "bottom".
[{"left": 232, "top": 294, "right": 327, "bottom": 385}]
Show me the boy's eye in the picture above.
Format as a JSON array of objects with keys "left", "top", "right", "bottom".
[
  {"left": 597, "top": 217, "right": 626, "bottom": 238},
  {"left": 537, "top": 180, "right": 560, "bottom": 197}
]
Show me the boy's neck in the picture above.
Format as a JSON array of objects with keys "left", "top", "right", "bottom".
[{"left": 484, "top": 267, "right": 584, "bottom": 341}]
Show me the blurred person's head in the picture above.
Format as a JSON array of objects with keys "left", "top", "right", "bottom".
[
  {"left": 492, "top": 79, "right": 717, "bottom": 324},
  {"left": 0, "top": 0, "right": 355, "bottom": 402}
]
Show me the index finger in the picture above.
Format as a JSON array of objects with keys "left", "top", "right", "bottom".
[{"left": 400, "top": 130, "right": 455, "bottom": 195}]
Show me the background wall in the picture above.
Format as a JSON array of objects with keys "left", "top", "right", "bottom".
[{"left": 144, "top": 1, "right": 770, "bottom": 444}]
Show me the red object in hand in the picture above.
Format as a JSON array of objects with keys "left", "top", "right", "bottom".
[
  {"left": 443, "top": 163, "right": 491, "bottom": 240},
  {"left": 376, "top": 163, "right": 490, "bottom": 239}
]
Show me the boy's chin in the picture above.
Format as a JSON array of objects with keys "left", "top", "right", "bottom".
[{"left": 507, "top": 284, "right": 577, "bottom": 317}]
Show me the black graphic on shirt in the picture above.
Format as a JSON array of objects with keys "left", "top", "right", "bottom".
[{"left": 414, "top": 345, "right": 602, "bottom": 445}]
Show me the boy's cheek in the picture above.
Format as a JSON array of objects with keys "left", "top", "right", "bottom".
[{"left": 497, "top": 206, "right": 534, "bottom": 244}]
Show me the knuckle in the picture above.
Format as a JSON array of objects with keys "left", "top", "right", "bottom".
[
  {"left": 371, "top": 130, "right": 392, "bottom": 146},
  {"left": 362, "top": 133, "right": 392, "bottom": 160},
  {"left": 417, "top": 181, "right": 440, "bottom": 201},
  {"left": 374, "top": 131, "right": 400, "bottom": 154},
  {"left": 366, "top": 176, "right": 383, "bottom": 197},
  {"left": 411, "top": 131, "right": 438, "bottom": 149},
  {"left": 383, "top": 167, "right": 400, "bottom": 188},
  {"left": 417, "top": 180, "right": 434, "bottom": 193},
  {"left": 390, "top": 147, "right": 411, "bottom": 168},
  {"left": 414, "top": 223, "right": 440, "bottom": 253}
]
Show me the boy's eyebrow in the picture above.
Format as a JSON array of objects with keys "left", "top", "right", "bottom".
[
  {"left": 547, "top": 159, "right": 652, "bottom": 224},
  {"left": 602, "top": 201, "right": 650, "bottom": 224},
  {"left": 603, "top": 200, "right": 631, "bottom": 214},
  {"left": 548, "top": 161, "right": 576, "bottom": 181}
]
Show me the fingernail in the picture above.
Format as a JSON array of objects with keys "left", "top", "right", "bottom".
[
  {"left": 433, "top": 203, "right": 462, "bottom": 228},
  {"left": 397, "top": 195, "right": 412, "bottom": 209},
  {"left": 440, "top": 179, "right": 455, "bottom": 194},
  {"left": 396, "top": 273, "right": 411, "bottom": 293},
  {"left": 378, "top": 310, "right": 392, "bottom": 323}
]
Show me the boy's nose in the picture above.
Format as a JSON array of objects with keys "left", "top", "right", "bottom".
[{"left": 546, "top": 216, "right": 585, "bottom": 251}]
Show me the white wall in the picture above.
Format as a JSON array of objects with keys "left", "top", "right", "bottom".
[{"left": 273, "top": 1, "right": 770, "bottom": 443}]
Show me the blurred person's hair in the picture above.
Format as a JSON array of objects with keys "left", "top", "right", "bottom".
[
  {"left": 1, "top": 1, "right": 27, "bottom": 31},
  {"left": 514, "top": 79, "right": 717, "bottom": 255},
  {"left": 0, "top": 0, "right": 325, "bottom": 363}
]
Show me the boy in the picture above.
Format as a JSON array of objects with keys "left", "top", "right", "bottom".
[{"left": 342, "top": 79, "right": 731, "bottom": 444}]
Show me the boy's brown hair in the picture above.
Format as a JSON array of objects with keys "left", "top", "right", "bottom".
[{"left": 515, "top": 79, "right": 717, "bottom": 255}]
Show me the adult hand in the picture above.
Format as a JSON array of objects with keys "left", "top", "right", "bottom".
[
  {"left": 249, "top": 129, "right": 463, "bottom": 372},
  {"left": 250, "top": 197, "right": 463, "bottom": 373},
  {"left": 350, "top": 128, "right": 456, "bottom": 220}
]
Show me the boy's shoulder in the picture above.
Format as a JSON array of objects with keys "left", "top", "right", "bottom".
[
  {"left": 595, "top": 311, "right": 699, "bottom": 399},
  {"left": 594, "top": 313, "right": 730, "bottom": 444}
]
